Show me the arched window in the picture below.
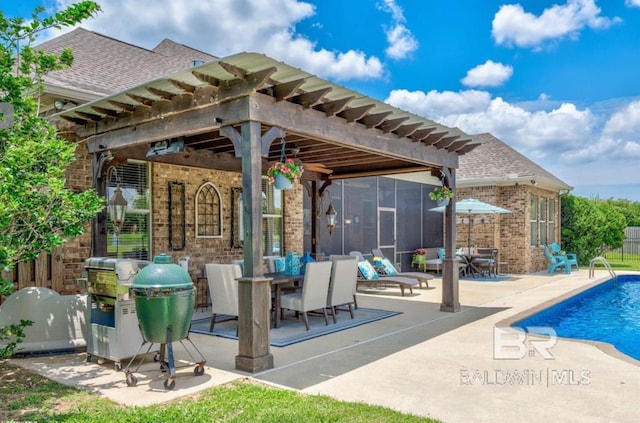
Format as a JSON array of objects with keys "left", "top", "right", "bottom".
[{"left": 195, "top": 182, "right": 222, "bottom": 238}]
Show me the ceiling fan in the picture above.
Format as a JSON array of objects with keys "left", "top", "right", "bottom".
[{"left": 289, "top": 146, "right": 333, "bottom": 175}]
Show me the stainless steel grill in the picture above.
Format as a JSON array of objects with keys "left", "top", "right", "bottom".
[{"left": 83, "top": 257, "right": 158, "bottom": 370}]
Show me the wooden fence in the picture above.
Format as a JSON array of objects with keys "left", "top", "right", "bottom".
[{"left": 0, "top": 247, "right": 64, "bottom": 305}]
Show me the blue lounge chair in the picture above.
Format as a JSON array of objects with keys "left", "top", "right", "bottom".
[
  {"left": 550, "top": 243, "right": 579, "bottom": 271},
  {"left": 543, "top": 245, "right": 571, "bottom": 274}
]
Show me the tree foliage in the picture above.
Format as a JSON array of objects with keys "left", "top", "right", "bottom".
[
  {"left": 0, "top": 2, "right": 102, "bottom": 294},
  {"left": 561, "top": 195, "right": 626, "bottom": 263}
]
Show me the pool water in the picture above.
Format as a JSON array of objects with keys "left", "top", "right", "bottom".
[{"left": 513, "top": 275, "right": 640, "bottom": 361}]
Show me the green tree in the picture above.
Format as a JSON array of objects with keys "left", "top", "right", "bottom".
[
  {"left": 0, "top": 2, "right": 102, "bottom": 296},
  {"left": 561, "top": 195, "right": 626, "bottom": 263}
]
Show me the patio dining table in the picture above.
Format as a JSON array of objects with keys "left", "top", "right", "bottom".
[{"left": 460, "top": 251, "right": 494, "bottom": 277}]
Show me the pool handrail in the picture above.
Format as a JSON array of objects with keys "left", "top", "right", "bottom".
[{"left": 589, "top": 256, "right": 617, "bottom": 284}]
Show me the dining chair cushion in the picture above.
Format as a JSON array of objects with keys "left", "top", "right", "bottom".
[{"left": 358, "top": 260, "right": 379, "bottom": 280}]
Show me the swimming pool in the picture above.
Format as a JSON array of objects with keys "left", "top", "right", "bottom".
[{"left": 513, "top": 274, "right": 640, "bottom": 361}]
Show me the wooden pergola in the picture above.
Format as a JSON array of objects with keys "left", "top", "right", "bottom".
[{"left": 54, "top": 52, "right": 481, "bottom": 372}]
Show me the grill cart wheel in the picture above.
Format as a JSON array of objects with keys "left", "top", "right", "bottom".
[
  {"left": 125, "top": 373, "right": 138, "bottom": 387},
  {"left": 194, "top": 365, "right": 205, "bottom": 376},
  {"left": 164, "top": 378, "right": 176, "bottom": 390}
]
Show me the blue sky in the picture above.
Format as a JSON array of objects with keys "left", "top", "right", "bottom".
[{"left": 4, "top": 0, "right": 640, "bottom": 201}]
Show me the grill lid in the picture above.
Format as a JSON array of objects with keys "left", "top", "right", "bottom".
[{"left": 131, "top": 253, "right": 193, "bottom": 289}]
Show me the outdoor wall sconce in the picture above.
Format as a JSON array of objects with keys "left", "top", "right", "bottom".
[
  {"left": 325, "top": 200, "right": 337, "bottom": 235},
  {"left": 106, "top": 166, "right": 128, "bottom": 237}
]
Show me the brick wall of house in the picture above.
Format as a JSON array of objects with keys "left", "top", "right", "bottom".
[
  {"left": 151, "top": 163, "right": 304, "bottom": 277},
  {"left": 456, "top": 185, "right": 560, "bottom": 274},
  {"left": 60, "top": 139, "right": 94, "bottom": 293},
  {"left": 53, "top": 151, "right": 304, "bottom": 295}
]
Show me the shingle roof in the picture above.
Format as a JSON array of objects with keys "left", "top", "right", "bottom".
[
  {"left": 458, "top": 133, "right": 572, "bottom": 190},
  {"left": 38, "top": 28, "right": 216, "bottom": 96}
]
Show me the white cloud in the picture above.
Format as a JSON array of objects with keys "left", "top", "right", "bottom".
[
  {"left": 461, "top": 60, "right": 513, "bottom": 87},
  {"left": 386, "top": 88, "right": 596, "bottom": 160},
  {"left": 492, "top": 0, "right": 620, "bottom": 49},
  {"left": 50, "top": 0, "right": 384, "bottom": 81},
  {"left": 626, "top": 0, "right": 640, "bottom": 8},
  {"left": 377, "top": 0, "right": 418, "bottom": 59},
  {"left": 603, "top": 100, "right": 640, "bottom": 138}
]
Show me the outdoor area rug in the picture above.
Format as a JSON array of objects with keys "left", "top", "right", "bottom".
[{"left": 189, "top": 307, "right": 401, "bottom": 347}]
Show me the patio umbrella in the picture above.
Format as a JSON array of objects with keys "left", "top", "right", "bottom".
[{"left": 429, "top": 198, "right": 511, "bottom": 251}]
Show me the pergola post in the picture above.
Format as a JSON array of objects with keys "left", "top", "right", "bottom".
[
  {"left": 440, "top": 167, "right": 460, "bottom": 312},
  {"left": 234, "top": 121, "right": 274, "bottom": 372}
]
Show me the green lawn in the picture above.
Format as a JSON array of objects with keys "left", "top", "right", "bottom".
[
  {"left": 0, "top": 362, "right": 439, "bottom": 423},
  {"left": 602, "top": 252, "right": 640, "bottom": 271}
]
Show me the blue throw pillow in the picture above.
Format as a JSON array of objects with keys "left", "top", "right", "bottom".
[
  {"left": 380, "top": 258, "right": 398, "bottom": 275},
  {"left": 274, "top": 257, "right": 286, "bottom": 273},
  {"left": 438, "top": 248, "right": 446, "bottom": 259},
  {"left": 358, "top": 260, "right": 379, "bottom": 280}
]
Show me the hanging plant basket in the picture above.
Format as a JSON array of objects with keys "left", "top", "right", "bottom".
[
  {"left": 274, "top": 173, "right": 293, "bottom": 190},
  {"left": 436, "top": 198, "right": 450, "bottom": 207}
]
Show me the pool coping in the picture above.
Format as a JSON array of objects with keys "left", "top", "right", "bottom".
[{"left": 495, "top": 273, "right": 640, "bottom": 368}]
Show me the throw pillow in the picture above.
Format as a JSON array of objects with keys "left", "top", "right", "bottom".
[
  {"left": 438, "top": 248, "right": 446, "bottom": 259},
  {"left": 358, "top": 260, "right": 379, "bottom": 280},
  {"left": 380, "top": 258, "right": 398, "bottom": 275},
  {"left": 274, "top": 257, "right": 286, "bottom": 273}
]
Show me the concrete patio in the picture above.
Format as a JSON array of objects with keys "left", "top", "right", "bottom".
[{"left": 9, "top": 269, "right": 640, "bottom": 422}]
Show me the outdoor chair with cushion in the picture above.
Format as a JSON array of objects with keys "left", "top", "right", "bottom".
[
  {"left": 543, "top": 245, "right": 571, "bottom": 274},
  {"left": 327, "top": 257, "right": 359, "bottom": 323},
  {"left": 280, "top": 261, "right": 333, "bottom": 330},
  {"left": 550, "top": 243, "right": 579, "bottom": 271},
  {"left": 350, "top": 253, "right": 419, "bottom": 296},
  {"left": 371, "top": 249, "right": 434, "bottom": 288},
  {"left": 331, "top": 255, "right": 359, "bottom": 309},
  {"left": 473, "top": 248, "right": 498, "bottom": 278},
  {"left": 205, "top": 263, "right": 241, "bottom": 332}
]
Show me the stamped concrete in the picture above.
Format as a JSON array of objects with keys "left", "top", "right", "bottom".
[{"left": 9, "top": 269, "right": 639, "bottom": 422}]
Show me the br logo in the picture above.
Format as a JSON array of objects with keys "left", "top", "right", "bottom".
[
  {"left": 493, "top": 326, "right": 557, "bottom": 360},
  {"left": 0, "top": 103, "right": 15, "bottom": 129}
]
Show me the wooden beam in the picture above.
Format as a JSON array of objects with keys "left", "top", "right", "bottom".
[
  {"left": 248, "top": 93, "right": 459, "bottom": 169},
  {"left": 75, "top": 111, "right": 102, "bottom": 121},
  {"left": 193, "top": 71, "right": 222, "bottom": 86},
  {"left": 358, "top": 111, "right": 392, "bottom": 128},
  {"left": 410, "top": 127, "right": 437, "bottom": 142},
  {"left": 313, "top": 96, "right": 354, "bottom": 116},
  {"left": 330, "top": 166, "right": 431, "bottom": 180},
  {"left": 126, "top": 93, "right": 154, "bottom": 107},
  {"left": 259, "top": 126, "right": 285, "bottom": 156},
  {"left": 446, "top": 138, "right": 472, "bottom": 152},
  {"left": 60, "top": 115, "right": 87, "bottom": 125},
  {"left": 272, "top": 78, "right": 305, "bottom": 101},
  {"left": 90, "top": 105, "right": 119, "bottom": 117},
  {"left": 290, "top": 87, "right": 332, "bottom": 108},
  {"left": 219, "top": 61, "right": 247, "bottom": 79},
  {"left": 338, "top": 104, "right": 375, "bottom": 122},
  {"left": 378, "top": 116, "right": 409, "bottom": 133},
  {"left": 146, "top": 87, "right": 176, "bottom": 100},
  {"left": 422, "top": 131, "right": 448, "bottom": 145},
  {"left": 85, "top": 97, "right": 251, "bottom": 153},
  {"left": 168, "top": 78, "right": 197, "bottom": 93},
  {"left": 244, "top": 67, "right": 277, "bottom": 89},
  {"left": 433, "top": 135, "right": 459, "bottom": 148},
  {"left": 107, "top": 100, "right": 136, "bottom": 112},
  {"left": 394, "top": 122, "right": 424, "bottom": 138},
  {"left": 220, "top": 125, "right": 242, "bottom": 157}
]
